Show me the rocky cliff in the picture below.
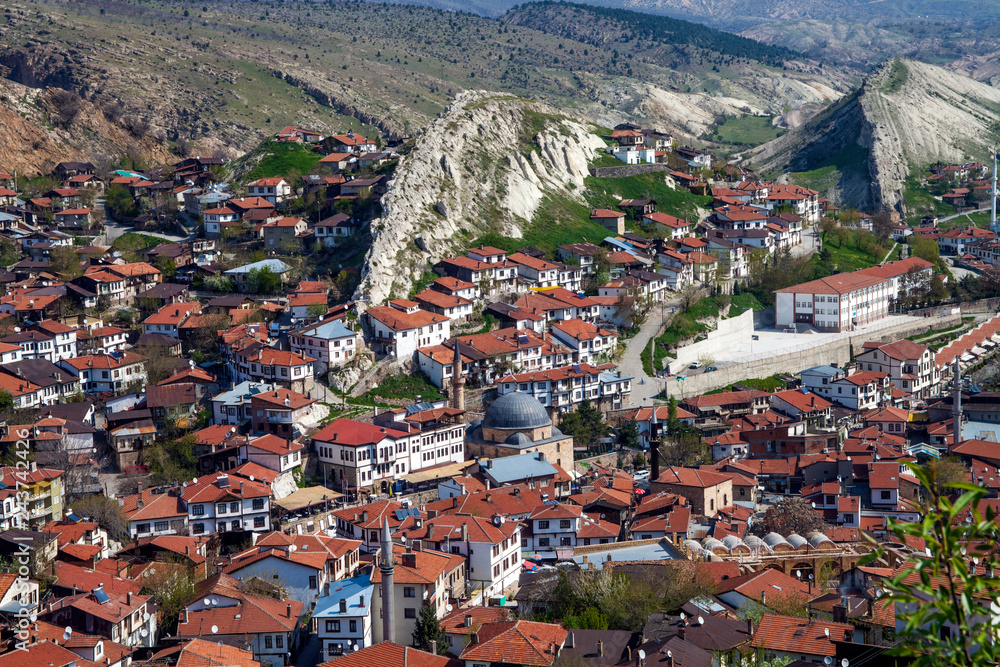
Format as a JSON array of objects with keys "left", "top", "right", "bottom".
[
  {"left": 0, "top": 78, "right": 173, "bottom": 177},
  {"left": 356, "top": 91, "right": 605, "bottom": 305},
  {"left": 750, "top": 58, "right": 1000, "bottom": 213}
]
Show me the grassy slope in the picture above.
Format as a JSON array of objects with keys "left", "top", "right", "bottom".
[
  {"left": 243, "top": 142, "right": 324, "bottom": 181},
  {"left": 474, "top": 172, "right": 712, "bottom": 255},
  {"left": 713, "top": 116, "right": 785, "bottom": 147}
]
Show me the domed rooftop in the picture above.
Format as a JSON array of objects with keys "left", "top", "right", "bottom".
[{"left": 483, "top": 392, "right": 552, "bottom": 430}]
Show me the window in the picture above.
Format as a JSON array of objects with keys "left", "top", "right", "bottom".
[
  {"left": 881, "top": 490, "right": 891, "bottom": 500},
  {"left": 559, "top": 519, "right": 571, "bottom": 529},
  {"left": 154, "top": 521, "right": 168, "bottom": 532},
  {"left": 404, "top": 608, "right": 416, "bottom": 619},
  {"left": 231, "top": 502, "right": 239, "bottom": 512},
  {"left": 538, "top": 538, "right": 550, "bottom": 547},
  {"left": 332, "top": 620, "right": 341, "bottom": 632},
  {"left": 253, "top": 498, "right": 265, "bottom": 510},
  {"left": 137, "top": 523, "right": 150, "bottom": 533},
  {"left": 265, "top": 636, "right": 273, "bottom": 649},
  {"left": 192, "top": 504, "right": 204, "bottom": 516},
  {"left": 325, "top": 620, "right": 335, "bottom": 632},
  {"left": 255, "top": 517, "right": 265, "bottom": 528},
  {"left": 309, "top": 576, "right": 318, "bottom": 589},
  {"left": 217, "top": 503, "right": 227, "bottom": 514},
  {"left": 538, "top": 520, "right": 549, "bottom": 529},
  {"left": 404, "top": 587, "right": 415, "bottom": 598},
  {"left": 349, "top": 620, "right": 357, "bottom": 633},
  {"left": 276, "top": 636, "right": 283, "bottom": 649},
  {"left": 193, "top": 523, "right": 205, "bottom": 534}
]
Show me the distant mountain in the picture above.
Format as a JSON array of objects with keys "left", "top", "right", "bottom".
[{"left": 749, "top": 58, "right": 1000, "bottom": 213}]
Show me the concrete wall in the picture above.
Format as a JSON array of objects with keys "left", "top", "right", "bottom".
[
  {"left": 589, "top": 165, "right": 670, "bottom": 178},
  {"left": 659, "top": 311, "right": 963, "bottom": 399},
  {"left": 667, "top": 308, "right": 755, "bottom": 371}
]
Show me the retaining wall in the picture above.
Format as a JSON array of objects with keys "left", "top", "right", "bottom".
[
  {"left": 668, "top": 308, "right": 755, "bottom": 370},
  {"left": 659, "top": 311, "right": 963, "bottom": 399},
  {"left": 589, "top": 164, "right": 671, "bottom": 178}
]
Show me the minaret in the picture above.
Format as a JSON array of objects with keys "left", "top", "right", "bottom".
[
  {"left": 451, "top": 342, "right": 466, "bottom": 412},
  {"left": 379, "top": 516, "right": 395, "bottom": 644},
  {"left": 953, "top": 356, "right": 962, "bottom": 450},
  {"left": 992, "top": 148, "right": 999, "bottom": 234}
]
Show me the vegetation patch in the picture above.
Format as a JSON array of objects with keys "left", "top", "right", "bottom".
[
  {"left": 881, "top": 57, "right": 909, "bottom": 94},
  {"left": 711, "top": 115, "right": 785, "bottom": 147},
  {"left": 705, "top": 374, "right": 787, "bottom": 394},
  {"left": 244, "top": 141, "right": 322, "bottom": 181},
  {"left": 356, "top": 372, "right": 444, "bottom": 403}
]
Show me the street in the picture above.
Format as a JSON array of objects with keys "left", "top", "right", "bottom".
[
  {"left": 618, "top": 301, "right": 678, "bottom": 408},
  {"left": 790, "top": 224, "right": 821, "bottom": 258}
]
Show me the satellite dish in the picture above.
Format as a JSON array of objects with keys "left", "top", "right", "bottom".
[
  {"left": 824, "top": 628, "right": 830, "bottom": 638},
  {"left": 445, "top": 604, "right": 453, "bottom": 612},
  {"left": 842, "top": 660, "right": 850, "bottom": 667},
  {"left": 230, "top": 427, "right": 236, "bottom": 434},
  {"left": 824, "top": 657, "right": 834, "bottom": 666},
  {"left": 637, "top": 650, "right": 646, "bottom": 661},
  {"left": 140, "top": 628, "right": 149, "bottom": 638},
  {"left": 811, "top": 502, "right": 816, "bottom": 508},
  {"left": 62, "top": 630, "right": 71, "bottom": 642},
  {"left": 212, "top": 598, "right": 219, "bottom": 606},
  {"left": 250, "top": 476, "right": 255, "bottom": 482},
  {"left": 193, "top": 478, "right": 198, "bottom": 483},
  {"left": 203, "top": 598, "right": 211, "bottom": 606},
  {"left": 143, "top": 612, "right": 151, "bottom": 622},
  {"left": 352, "top": 645, "right": 359, "bottom": 652},
  {"left": 796, "top": 570, "right": 802, "bottom": 578},
  {"left": 64, "top": 627, "right": 72, "bottom": 637},
  {"left": 697, "top": 616, "right": 704, "bottom": 625},
  {"left": 211, "top": 625, "right": 219, "bottom": 634},
  {"left": 679, "top": 612, "right": 686, "bottom": 621},
  {"left": 667, "top": 651, "right": 672, "bottom": 658}
]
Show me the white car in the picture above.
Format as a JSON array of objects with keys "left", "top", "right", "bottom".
[
  {"left": 689, "top": 361, "right": 703, "bottom": 369},
  {"left": 633, "top": 470, "right": 651, "bottom": 481}
]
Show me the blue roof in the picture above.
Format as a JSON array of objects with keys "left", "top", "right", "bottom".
[
  {"left": 313, "top": 574, "right": 373, "bottom": 618},
  {"left": 225, "top": 259, "right": 292, "bottom": 275},
  {"left": 301, "top": 319, "right": 355, "bottom": 340},
  {"left": 211, "top": 381, "right": 274, "bottom": 405},
  {"left": 599, "top": 371, "right": 633, "bottom": 383},
  {"left": 484, "top": 452, "right": 557, "bottom": 484},
  {"left": 800, "top": 365, "right": 841, "bottom": 377},
  {"left": 570, "top": 540, "right": 680, "bottom": 566}
]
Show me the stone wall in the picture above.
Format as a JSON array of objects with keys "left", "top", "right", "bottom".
[
  {"left": 659, "top": 311, "right": 963, "bottom": 399},
  {"left": 589, "top": 164, "right": 671, "bottom": 178},
  {"left": 667, "top": 308, "right": 755, "bottom": 371}
]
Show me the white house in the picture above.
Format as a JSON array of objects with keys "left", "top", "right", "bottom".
[
  {"left": 246, "top": 178, "right": 292, "bottom": 206},
  {"left": 775, "top": 273, "right": 890, "bottom": 333},
  {"left": 289, "top": 319, "right": 359, "bottom": 375},
  {"left": 182, "top": 473, "right": 272, "bottom": 536},
  {"left": 313, "top": 574, "right": 374, "bottom": 658},
  {"left": 363, "top": 300, "right": 450, "bottom": 360}
]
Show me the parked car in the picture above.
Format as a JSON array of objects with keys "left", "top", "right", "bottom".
[
  {"left": 706, "top": 366, "right": 718, "bottom": 372},
  {"left": 689, "top": 361, "right": 703, "bottom": 369}
]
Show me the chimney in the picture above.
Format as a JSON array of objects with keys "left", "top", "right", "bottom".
[
  {"left": 286, "top": 603, "right": 292, "bottom": 618},
  {"left": 461, "top": 523, "right": 468, "bottom": 542},
  {"left": 678, "top": 625, "right": 685, "bottom": 640},
  {"left": 470, "top": 633, "right": 479, "bottom": 644},
  {"left": 597, "top": 640, "right": 604, "bottom": 657},
  {"left": 747, "top": 618, "right": 753, "bottom": 636},
  {"left": 761, "top": 591, "right": 766, "bottom": 605},
  {"left": 401, "top": 552, "right": 416, "bottom": 568},
  {"left": 127, "top": 592, "right": 132, "bottom": 606},
  {"left": 339, "top": 599, "right": 347, "bottom": 613},
  {"left": 566, "top": 632, "right": 574, "bottom": 649},
  {"left": 430, "top": 640, "right": 437, "bottom": 656},
  {"left": 183, "top": 608, "right": 188, "bottom": 624},
  {"left": 464, "top": 614, "right": 473, "bottom": 627}
]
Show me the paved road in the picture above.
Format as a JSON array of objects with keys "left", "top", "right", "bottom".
[
  {"left": 945, "top": 256, "right": 978, "bottom": 282},
  {"left": 938, "top": 206, "right": 992, "bottom": 224},
  {"left": 791, "top": 224, "right": 821, "bottom": 258},
  {"left": 619, "top": 302, "right": 676, "bottom": 408}
]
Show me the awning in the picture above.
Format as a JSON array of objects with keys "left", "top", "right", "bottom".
[
  {"left": 403, "top": 459, "right": 477, "bottom": 485},
  {"left": 275, "top": 486, "right": 342, "bottom": 512}
]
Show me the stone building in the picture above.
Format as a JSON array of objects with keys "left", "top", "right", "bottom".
[{"left": 465, "top": 392, "right": 573, "bottom": 469}]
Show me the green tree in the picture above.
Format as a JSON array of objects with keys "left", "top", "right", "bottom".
[
  {"left": 910, "top": 233, "right": 940, "bottom": 265},
  {"left": 245, "top": 267, "right": 282, "bottom": 294},
  {"left": 411, "top": 602, "right": 447, "bottom": 654},
  {"left": 862, "top": 461, "right": 1000, "bottom": 666},
  {"left": 49, "top": 245, "right": 84, "bottom": 279},
  {"left": 617, "top": 420, "right": 640, "bottom": 450},
  {"left": 105, "top": 184, "right": 136, "bottom": 218},
  {"left": 144, "top": 434, "right": 199, "bottom": 484},
  {"left": 71, "top": 494, "right": 130, "bottom": 542},
  {"left": 559, "top": 400, "right": 609, "bottom": 450},
  {"left": 140, "top": 568, "right": 196, "bottom": 633},
  {"left": 155, "top": 255, "right": 178, "bottom": 281}
]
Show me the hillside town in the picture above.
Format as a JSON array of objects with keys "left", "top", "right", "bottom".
[{"left": 0, "top": 121, "right": 997, "bottom": 667}]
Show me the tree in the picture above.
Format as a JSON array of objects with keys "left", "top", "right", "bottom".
[
  {"left": 754, "top": 497, "right": 829, "bottom": 537},
  {"left": 155, "top": 255, "right": 178, "bottom": 281},
  {"left": 49, "top": 246, "right": 84, "bottom": 279},
  {"left": 245, "top": 267, "right": 282, "bottom": 294},
  {"left": 617, "top": 420, "right": 640, "bottom": 450},
  {"left": 71, "top": 494, "right": 130, "bottom": 542},
  {"left": 411, "top": 601, "right": 448, "bottom": 654},
  {"left": 559, "top": 400, "right": 610, "bottom": 451},
  {"left": 140, "top": 567, "right": 196, "bottom": 633},
  {"left": 861, "top": 462, "right": 1000, "bottom": 666},
  {"left": 105, "top": 184, "right": 136, "bottom": 219},
  {"left": 658, "top": 431, "right": 708, "bottom": 466},
  {"left": 910, "top": 233, "right": 940, "bottom": 265},
  {"left": 871, "top": 210, "right": 893, "bottom": 239},
  {"left": 144, "top": 434, "right": 199, "bottom": 484}
]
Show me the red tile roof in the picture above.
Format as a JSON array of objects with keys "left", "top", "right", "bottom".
[
  {"left": 458, "top": 620, "right": 568, "bottom": 666},
  {"left": 750, "top": 614, "right": 854, "bottom": 656},
  {"left": 318, "top": 643, "right": 454, "bottom": 667}
]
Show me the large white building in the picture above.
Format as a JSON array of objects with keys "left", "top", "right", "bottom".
[
  {"left": 364, "top": 300, "right": 450, "bottom": 360},
  {"left": 312, "top": 408, "right": 465, "bottom": 492},
  {"left": 775, "top": 273, "right": 890, "bottom": 332}
]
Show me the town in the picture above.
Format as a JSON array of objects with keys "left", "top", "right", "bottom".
[{"left": 0, "top": 120, "right": 997, "bottom": 667}]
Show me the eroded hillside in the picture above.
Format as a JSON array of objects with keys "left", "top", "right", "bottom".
[
  {"left": 356, "top": 92, "right": 605, "bottom": 304},
  {"left": 750, "top": 58, "right": 1000, "bottom": 213}
]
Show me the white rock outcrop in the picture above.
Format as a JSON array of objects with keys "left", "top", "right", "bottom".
[{"left": 356, "top": 90, "right": 606, "bottom": 305}]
